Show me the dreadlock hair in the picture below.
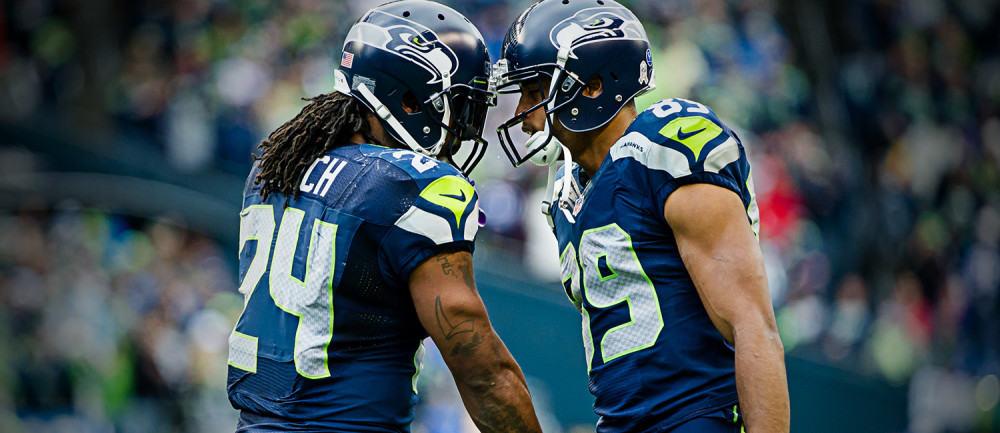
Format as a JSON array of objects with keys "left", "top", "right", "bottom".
[{"left": 253, "top": 91, "right": 372, "bottom": 202}]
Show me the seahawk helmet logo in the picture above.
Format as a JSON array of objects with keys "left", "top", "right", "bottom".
[
  {"left": 548, "top": 7, "right": 646, "bottom": 58},
  {"left": 345, "top": 13, "right": 459, "bottom": 85}
]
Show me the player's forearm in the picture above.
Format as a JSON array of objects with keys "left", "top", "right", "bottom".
[
  {"left": 459, "top": 368, "right": 541, "bottom": 433},
  {"left": 409, "top": 251, "right": 542, "bottom": 431},
  {"left": 733, "top": 323, "right": 790, "bottom": 433},
  {"left": 451, "top": 332, "right": 543, "bottom": 433}
]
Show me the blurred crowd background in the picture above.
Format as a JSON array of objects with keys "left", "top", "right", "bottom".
[{"left": 1, "top": 0, "right": 999, "bottom": 432}]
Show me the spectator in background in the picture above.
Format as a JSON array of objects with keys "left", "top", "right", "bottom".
[
  {"left": 1, "top": 0, "right": 999, "bottom": 431},
  {"left": 0, "top": 206, "right": 242, "bottom": 432}
]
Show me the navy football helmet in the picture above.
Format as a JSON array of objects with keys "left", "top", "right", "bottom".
[
  {"left": 334, "top": 0, "right": 495, "bottom": 175},
  {"left": 494, "top": 0, "right": 654, "bottom": 167}
]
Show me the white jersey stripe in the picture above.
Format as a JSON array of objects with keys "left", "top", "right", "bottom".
[
  {"left": 611, "top": 131, "right": 692, "bottom": 177},
  {"left": 394, "top": 205, "right": 459, "bottom": 245},
  {"left": 703, "top": 136, "right": 741, "bottom": 173},
  {"left": 463, "top": 202, "right": 480, "bottom": 241}
]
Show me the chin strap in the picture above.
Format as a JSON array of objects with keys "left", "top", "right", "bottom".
[
  {"left": 528, "top": 128, "right": 581, "bottom": 228},
  {"left": 346, "top": 70, "right": 451, "bottom": 159},
  {"left": 554, "top": 144, "right": 581, "bottom": 225},
  {"left": 540, "top": 152, "right": 559, "bottom": 229},
  {"left": 356, "top": 82, "right": 423, "bottom": 152}
]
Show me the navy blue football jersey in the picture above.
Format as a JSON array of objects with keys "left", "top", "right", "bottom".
[
  {"left": 553, "top": 98, "right": 759, "bottom": 433},
  {"left": 227, "top": 144, "right": 481, "bottom": 432}
]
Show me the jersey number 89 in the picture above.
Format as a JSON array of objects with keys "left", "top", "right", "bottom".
[{"left": 561, "top": 223, "right": 664, "bottom": 371}]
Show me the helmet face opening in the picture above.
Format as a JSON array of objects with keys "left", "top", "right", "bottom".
[
  {"left": 494, "top": 63, "right": 582, "bottom": 167},
  {"left": 424, "top": 81, "right": 495, "bottom": 174},
  {"left": 446, "top": 83, "right": 494, "bottom": 142},
  {"left": 493, "top": 0, "right": 653, "bottom": 168}
]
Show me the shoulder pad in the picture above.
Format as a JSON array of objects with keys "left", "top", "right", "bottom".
[
  {"left": 360, "top": 145, "right": 475, "bottom": 214},
  {"left": 359, "top": 145, "right": 479, "bottom": 244},
  {"left": 360, "top": 144, "right": 465, "bottom": 188},
  {"left": 611, "top": 98, "right": 741, "bottom": 176}
]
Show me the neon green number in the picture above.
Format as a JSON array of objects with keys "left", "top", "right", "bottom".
[
  {"left": 579, "top": 223, "right": 663, "bottom": 365},
  {"left": 229, "top": 205, "right": 338, "bottom": 379}
]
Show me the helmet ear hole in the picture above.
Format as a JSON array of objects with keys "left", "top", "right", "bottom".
[
  {"left": 401, "top": 91, "right": 422, "bottom": 114},
  {"left": 583, "top": 74, "right": 603, "bottom": 98}
]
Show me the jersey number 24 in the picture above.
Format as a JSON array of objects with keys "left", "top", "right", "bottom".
[{"left": 228, "top": 204, "right": 337, "bottom": 379}]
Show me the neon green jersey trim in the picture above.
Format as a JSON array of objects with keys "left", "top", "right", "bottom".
[
  {"left": 658, "top": 116, "right": 723, "bottom": 161},
  {"left": 412, "top": 341, "right": 425, "bottom": 394},
  {"left": 595, "top": 253, "right": 618, "bottom": 282},
  {"left": 419, "top": 175, "right": 475, "bottom": 226}
]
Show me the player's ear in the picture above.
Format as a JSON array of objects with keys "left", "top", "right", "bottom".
[
  {"left": 582, "top": 74, "right": 603, "bottom": 98},
  {"left": 401, "top": 91, "right": 421, "bottom": 114}
]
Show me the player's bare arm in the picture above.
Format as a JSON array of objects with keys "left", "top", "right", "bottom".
[
  {"left": 665, "top": 183, "right": 790, "bottom": 433},
  {"left": 409, "top": 250, "right": 543, "bottom": 433}
]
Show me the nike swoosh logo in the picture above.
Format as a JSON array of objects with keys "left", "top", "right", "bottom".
[
  {"left": 440, "top": 190, "right": 467, "bottom": 201},
  {"left": 676, "top": 126, "right": 706, "bottom": 140}
]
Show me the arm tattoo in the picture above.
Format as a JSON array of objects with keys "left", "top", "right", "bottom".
[
  {"left": 437, "top": 253, "right": 477, "bottom": 291},
  {"left": 477, "top": 404, "right": 532, "bottom": 432},
  {"left": 450, "top": 331, "right": 484, "bottom": 357},
  {"left": 435, "top": 296, "right": 474, "bottom": 340},
  {"left": 457, "top": 261, "right": 476, "bottom": 292},
  {"left": 436, "top": 255, "right": 457, "bottom": 278}
]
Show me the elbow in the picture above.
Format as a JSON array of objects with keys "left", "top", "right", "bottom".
[
  {"left": 732, "top": 314, "right": 785, "bottom": 356},
  {"left": 758, "top": 313, "right": 783, "bottom": 350},
  {"left": 765, "top": 325, "right": 785, "bottom": 359}
]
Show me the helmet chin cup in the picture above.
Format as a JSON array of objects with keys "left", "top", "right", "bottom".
[{"left": 526, "top": 129, "right": 562, "bottom": 167}]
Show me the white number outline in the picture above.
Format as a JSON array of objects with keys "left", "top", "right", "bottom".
[
  {"left": 269, "top": 208, "right": 337, "bottom": 379},
  {"left": 229, "top": 205, "right": 276, "bottom": 373},
  {"left": 393, "top": 150, "right": 438, "bottom": 173},
  {"left": 650, "top": 98, "right": 710, "bottom": 118}
]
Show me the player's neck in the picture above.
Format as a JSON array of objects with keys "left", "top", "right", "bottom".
[
  {"left": 353, "top": 116, "right": 406, "bottom": 149},
  {"left": 569, "top": 103, "right": 638, "bottom": 175}
]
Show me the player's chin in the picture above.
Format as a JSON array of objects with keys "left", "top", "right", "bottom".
[{"left": 441, "top": 136, "right": 463, "bottom": 158}]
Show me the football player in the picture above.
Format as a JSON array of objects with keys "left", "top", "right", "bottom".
[
  {"left": 226, "top": 2, "right": 542, "bottom": 432},
  {"left": 493, "top": 0, "right": 790, "bottom": 432}
]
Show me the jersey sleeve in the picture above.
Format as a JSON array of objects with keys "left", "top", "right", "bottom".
[
  {"left": 610, "top": 98, "right": 748, "bottom": 221},
  {"left": 375, "top": 149, "right": 481, "bottom": 288}
]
